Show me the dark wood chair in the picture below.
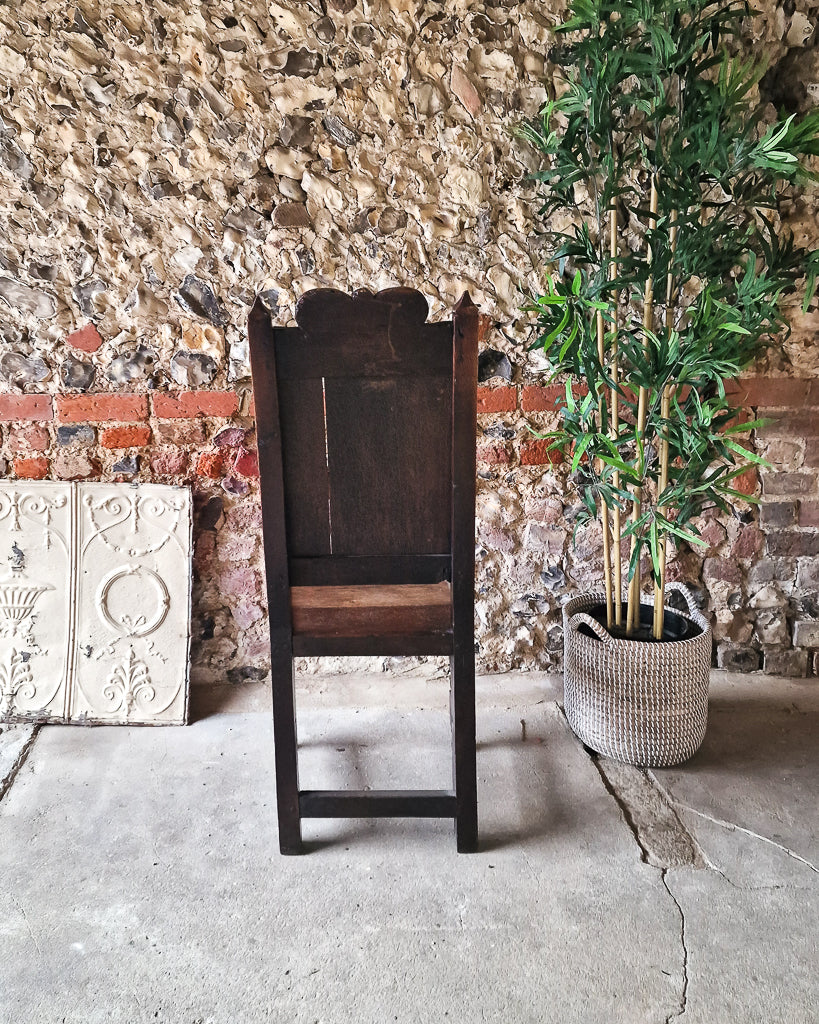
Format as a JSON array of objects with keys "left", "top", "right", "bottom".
[{"left": 248, "top": 287, "right": 479, "bottom": 854}]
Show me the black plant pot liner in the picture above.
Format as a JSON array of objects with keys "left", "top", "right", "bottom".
[{"left": 578, "top": 601, "right": 703, "bottom": 644}]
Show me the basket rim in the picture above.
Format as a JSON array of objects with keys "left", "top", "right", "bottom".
[{"left": 563, "top": 591, "right": 712, "bottom": 651}]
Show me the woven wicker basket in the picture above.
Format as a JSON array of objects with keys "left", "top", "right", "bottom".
[{"left": 563, "top": 582, "right": 711, "bottom": 767}]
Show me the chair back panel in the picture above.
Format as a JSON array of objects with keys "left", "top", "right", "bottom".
[
  {"left": 276, "top": 378, "right": 332, "bottom": 556},
  {"left": 323, "top": 374, "right": 451, "bottom": 556}
]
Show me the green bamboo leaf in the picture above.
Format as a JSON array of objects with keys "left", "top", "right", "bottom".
[
  {"left": 656, "top": 518, "right": 709, "bottom": 548},
  {"left": 570, "top": 433, "right": 593, "bottom": 473},
  {"left": 648, "top": 522, "right": 661, "bottom": 582},
  {"left": 597, "top": 452, "right": 632, "bottom": 475},
  {"left": 723, "top": 439, "right": 769, "bottom": 465},
  {"left": 723, "top": 418, "right": 769, "bottom": 434},
  {"left": 541, "top": 305, "right": 572, "bottom": 351},
  {"left": 558, "top": 316, "right": 580, "bottom": 360}
]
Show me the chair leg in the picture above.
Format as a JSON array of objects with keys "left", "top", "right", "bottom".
[
  {"left": 451, "top": 649, "right": 478, "bottom": 853},
  {"left": 271, "top": 650, "right": 302, "bottom": 854}
]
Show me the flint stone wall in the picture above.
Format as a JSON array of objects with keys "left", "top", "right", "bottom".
[{"left": 1, "top": 0, "right": 819, "bottom": 683}]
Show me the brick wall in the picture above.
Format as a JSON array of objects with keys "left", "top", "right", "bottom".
[
  {"left": 1, "top": 386, "right": 252, "bottom": 485},
  {"left": 2, "top": 370, "right": 818, "bottom": 678}
]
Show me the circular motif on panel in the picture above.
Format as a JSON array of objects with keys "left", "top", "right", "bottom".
[{"left": 96, "top": 564, "right": 170, "bottom": 638}]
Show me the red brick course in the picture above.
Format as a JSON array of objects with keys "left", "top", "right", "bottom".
[
  {"left": 0, "top": 371, "right": 815, "bottom": 677},
  {"left": 805, "top": 439, "right": 819, "bottom": 467},
  {"left": 520, "top": 440, "right": 563, "bottom": 466},
  {"left": 152, "top": 391, "right": 238, "bottom": 419},
  {"left": 799, "top": 500, "right": 819, "bottom": 528},
  {"left": 0, "top": 395, "right": 53, "bottom": 422},
  {"left": 476, "top": 386, "right": 517, "bottom": 414},
  {"left": 762, "top": 471, "right": 816, "bottom": 496},
  {"left": 13, "top": 456, "right": 49, "bottom": 479},
  {"left": 758, "top": 410, "right": 819, "bottom": 438},
  {"left": 57, "top": 394, "right": 149, "bottom": 423},
  {"left": 100, "top": 424, "right": 152, "bottom": 449},
  {"left": 521, "top": 384, "right": 562, "bottom": 412},
  {"left": 520, "top": 383, "right": 590, "bottom": 411},
  {"left": 725, "top": 376, "right": 819, "bottom": 408},
  {"left": 727, "top": 377, "right": 809, "bottom": 408},
  {"left": 767, "top": 532, "right": 819, "bottom": 556}
]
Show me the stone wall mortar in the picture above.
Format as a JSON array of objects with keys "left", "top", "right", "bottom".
[{"left": 1, "top": 0, "right": 819, "bottom": 681}]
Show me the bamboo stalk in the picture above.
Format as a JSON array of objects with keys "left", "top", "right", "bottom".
[
  {"left": 653, "top": 210, "right": 679, "bottom": 640},
  {"left": 626, "top": 177, "right": 659, "bottom": 635},
  {"left": 597, "top": 304, "right": 614, "bottom": 629},
  {"left": 609, "top": 205, "right": 622, "bottom": 627}
]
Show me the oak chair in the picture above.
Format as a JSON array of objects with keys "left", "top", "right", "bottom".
[{"left": 248, "top": 287, "right": 479, "bottom": 854}]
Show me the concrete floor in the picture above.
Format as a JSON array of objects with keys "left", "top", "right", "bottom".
[{"left": 0, "top": 671, "right": 816, "bottom": 1024}]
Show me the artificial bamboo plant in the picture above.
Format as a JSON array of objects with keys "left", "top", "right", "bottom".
[{"left": 517, "top": 0, "right": 819, "bottom": 639}]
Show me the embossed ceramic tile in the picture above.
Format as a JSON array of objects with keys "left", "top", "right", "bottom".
[
  {"left": 71, "top": 484, "right": 192, "bottom": 725},
  {"left": 0, "top": 483, "right": 72, "bottom": 721},
  {"left": 0, "top": 482, "right": 191, "bottom": 726}
]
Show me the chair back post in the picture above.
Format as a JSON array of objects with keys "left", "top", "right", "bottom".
[
  {"left": 248, "top": 296, "right": 301, "bottom": 853},
  {"left": 451, "top": 291, "right": 479, "bottom": 851}
]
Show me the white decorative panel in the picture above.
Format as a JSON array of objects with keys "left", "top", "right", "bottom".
[
  {"left": 0, "top": 483, "right": 72, "bottom": 720},
  {"left": 0, "top": 483, "right": 191, "bottom": 726},
  {"left": 71, "top": 485, "right": 191, "bottom": 724}
]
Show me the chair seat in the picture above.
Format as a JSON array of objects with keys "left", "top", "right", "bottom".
[{"left": 291, "top": 581, "right": 451, "bottom": 638}]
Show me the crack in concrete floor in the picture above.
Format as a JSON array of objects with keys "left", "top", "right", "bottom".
[
  {"left": 576, "top": 739, "right": 696, "bottom": 1024},
  {"left": 554, "top": 704, "right": 704, "bottom": 870},
  {"left": 2, "top": 704, "right": 692, "bottom": 1024},
  {"left": 0, "top": 724, "right": 39, "bottom": 803},
  {"left": 589, "top": 752, "right": 706, "bottom": 869},
  {"left": 8, "top": 891, "right": 42, "bottom": 957},
  {"left": 661, "top": 869, "right": 689, "bottom": 1024},
  {"left": 661, "top": 799, "right": 819, "bottom": 876},
  {"left": 568, "top": 701, "right": 819, "bottom": 1024}
]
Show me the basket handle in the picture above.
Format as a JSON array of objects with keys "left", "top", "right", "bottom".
[
  {"left": 568, "top": 611, "right": 613, "bottom": 644},
  {"left": 665, "top": 581, "right": 708, "bottom": 629}
]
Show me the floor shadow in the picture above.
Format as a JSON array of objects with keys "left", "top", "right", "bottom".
[
  {"left": 475, "top": 712, "right": 587, "bottom": 851},
  {"left": 187, "top": 687, "right": 235, "bottom": 724},
  {"left": 280, "top": 716, "right": 576, "bottom": 853},
  {"left": 662, "top": 697, "right": 818, "bottom": 778},
  {"left": 187, "top": 684, "right": 269, "bottom": 724}
]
